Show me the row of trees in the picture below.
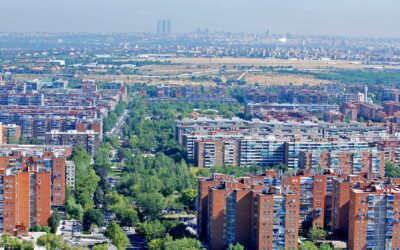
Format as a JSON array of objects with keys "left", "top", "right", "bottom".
[
  {"left": 109, "top": 98, "right": 221, "bottom": 249},
  {"left": 0, "top": 234, "right": 34, "bottom": 250},
  {"left": 64, "top": 95, "right": 249, "bottom": 249},
  {"left": 103, "top": 101, "right": 127, "bottom": 132}
]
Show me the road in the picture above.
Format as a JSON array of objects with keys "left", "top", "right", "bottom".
[
  {"left": 106, "top": 109, "right": 130, "bottom": 138},
  {"left": 237, "top": 72, "right": 247, "bottom": 81}
]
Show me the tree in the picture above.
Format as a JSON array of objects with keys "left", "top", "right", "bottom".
[
  {"left": 106, "top": 190, "right": 125, "bottom": 208},
  {"left": 319, "top": 243, "right": 333, "bottom": 250},
  {"left": 66, "top": 196, "right": 84, "bottom": 220},
  {"left": 136, "top": 192, "right": 166, "bottom": 221},
  {"left": 21, "top": 240, "right": 35, "bottom": 250},
  {"left": 48, "top": 210, "right": 60, "bottom": 233},
  {"left": 162, "top": 220, "right": 192, "bottom": 239},
  {"left": 92, "top": 243, "right": 109, "bottom": 250},
  {"left": 114, "top": 206, "right": 139, "bottom": 228},
  {"left": 164, "top": 237, "right": 203, "bottom": 250},
  {"left": 105, "top": 221, "right": 130, "bottom": 250},
  {"left": 82, "top": 208, "right": 105, "bottom": 232},
  {"left": 129, "top": 136, "right": 140, "bottom": 150},
  {"left": 274, "top": 163, "right": 288, "bottom": 172},
  {"left": 93, "top": 186, "right": 106, "bottom": 207},
  {"left": 308, "top": 227, "right": 327, "bottom": 242},
  {"left": 36, "top": 234, "right": 64, "bottom": 250},
  {"left": 385, "top": 162, "right": 400, "bottom": 178},
  {"left": 30, "top": 224, "right": 51, "bottom": 233},
  {"left": 227, "top": 243, "right": 245, "bottom": 250},
  {"left": 73, "top": 146, "right": 100, "bottom": 209},
  {"left": 0, "top": 233, "right": 22, "bottom": 249},
  {"left": 138, "top": 221, "right": 167, "bottom": 241},
  {"left": 147, "top": 239, "right": 164, "bottom": 250},
  {"left": 8, "top": 135, "right": 18, "bottom": 144},
  {"left": 94, "top": 145, "right": 112, "bottom": 170},
  {"left": 299, "top": 241, "right": 318, "bottom": 250},
  {"left": 75, "top": 169, "right": 100, "bottom": 209},
  {"left": 180, "top": 189, "right": 197, "bottom": 209}
]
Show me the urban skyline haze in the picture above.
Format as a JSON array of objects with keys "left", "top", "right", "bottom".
[{"left": 0, "top": 0, "right": 399, "bottom": 37}]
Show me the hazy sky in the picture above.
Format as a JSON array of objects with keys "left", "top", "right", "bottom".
[{"left": 0, "top": 0, "right": 399, "bottom": 37}]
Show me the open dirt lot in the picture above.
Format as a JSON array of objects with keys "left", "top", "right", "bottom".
[
  {"left": 166, "top": 57, "right": 391, "bottom": 70},
  {"left": 244, "top": 72, "right": 331, "bottom": 86}
]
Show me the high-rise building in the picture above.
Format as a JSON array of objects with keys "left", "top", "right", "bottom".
[
  {"left": 195, "top": 139, "right": 239, "bottom": 168},
  {"left": 197, "top": 174, "right": 234, "bottom": 242},
  {"left": 198, "top": 168, "right": 400, "bottom": 250},
  {"left": 2, "top": 171, "right": 51, "bottom": 233},
  {"left": 239, "top": 137, "right": 286, "bottom": 167},
  {"left": 254, "top": 191, "right": 300, "bottom": 250},
  {"left": 283, "top": 174, "right": 329, "bottom": 228},
  {"left": 198, "top": 172, "right": 300, "bottom": 250},
  {"left": 157, "top": 19, "right": 172, "bottom": 35},
  {"left": 266, "top": 28, "right": 272, "bottom": 37},
  {"left": 331, "top": 175, "right": 371, "bottom": 236},
  {"left": 157, "top": 20, "right": 162, "bottom": 34},
  {"left": 0, "top": 148, "right": 70, "bottom": 233},
  {"left": 45, "top": 129, "right": 101, "bottom": 156},
  {"left": 299, "top": 150, "right": 385, "bottom": 176},
  {"left": 348, "top": 185, "right": 400, "bottom": 250},
  {"left": 0, "top": 124, "right": 21, "bottom": 144},
  {"left": 162, "top": 19, "right": 167, "bottom": 35},
  {"left": 167, "top": 19, "right": 172, "bottom": 34}
]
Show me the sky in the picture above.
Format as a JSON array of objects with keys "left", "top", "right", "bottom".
[{"left": 0, "top": 0, "right": 399, "bottom": 37}]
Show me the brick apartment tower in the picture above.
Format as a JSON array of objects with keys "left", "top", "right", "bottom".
[
  {"left": 0, "top": 152, "right": 67, "bottom": 233},
  {"left": 198, "top": 174, "right": 300, "bottom": 250},
  {"left": 348, "top": 186, "right": 400, "bottom": 250},
  {"left": 2, "top": 171, "right": 51, "bottom": 234},
  {"left": 284, "top": 175, "right": 328, "bottom": 229}
]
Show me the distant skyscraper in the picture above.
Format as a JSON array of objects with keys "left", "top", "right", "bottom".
[
  {"left": 167, "top": 19, "right": 172, "bottom": 34},
  {"left": 162, "top": 19, "right": 167, "bottom": 35},
  {"left": 157, "top": 20, "right": 162, "bottom": 34},
  {"left": 157, "top": 19, "right": 172, "bottom": 35},
  {"left": 266, "top": 28, "right": 272, "bottom": 37}
]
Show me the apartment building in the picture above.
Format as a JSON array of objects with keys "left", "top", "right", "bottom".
[
  {"left": 253, "top": 191, "right": 300, "bottom": 250},
  {"left": 175, "top": 117, "right": 319, "bottom": 146},
  {"left": 354, "top": 102, "right": 385, "bottom": 121},
  {"left": 348, "top": 185, "right": 400, "bottom": 250},
  {"left": 0, "top": 93, "right": 44, "bottom": 106},
  {"left": 239, "top": 137, "right": 287, "bottom": 167},
  {"left": 286, "top": 141, "right": 370, "bottom": 169},
  {"left": 383, "top": 101, "right": 400, "bottom": 116},
  {"left": 202, "top": 175, "right": 300, "bottom": 250},
  {"left": 197, "top": 173, "right": 234, "bottom": 241},
  {"left": 45, "top": 129, "right": 100, "bottom": 156},
  {"left": 198, "top": 170, "right": 400, "bottom": 250},
  {"left": 284, "top": 141, "right": 331, "bottom": 169},
  {"left": 2, "top": 170, "right": 51, "bottom": 234},
  {"left": 244, "top": 103, "right": 338, "bottom": 117},
  {"left": 66, "top": 160, "right": 75, "bottom": 189},
  {"left": 377, "top": 139, "right": 400, "bottom": 164},
  {"left": 195, "top": 139, "right": 239, "bottom": 168},
  {"left": 299, "top": 150, "right": 385, "bottom": 176},
  {"left": 0, "top": 148, "right": 70, "bottom": 233},
  {"left": 0, "top": 124, "right": 21, "bottom": 144},
  {"left": 283, "top": 174, "right": 329, "bottom": 229},
  {"left": 330, "top": 175, "right": 373, "bottom": 236},
  {"left": 184, "top": 133, "right": 243, "bottom": 163},
  {"left": 319, "top": 123, "right": 387, "bottom": 139}
]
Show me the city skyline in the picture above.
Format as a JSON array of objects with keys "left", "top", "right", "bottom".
[{"left": 0, "top": 0, "right": 399, "bottom": 38}]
